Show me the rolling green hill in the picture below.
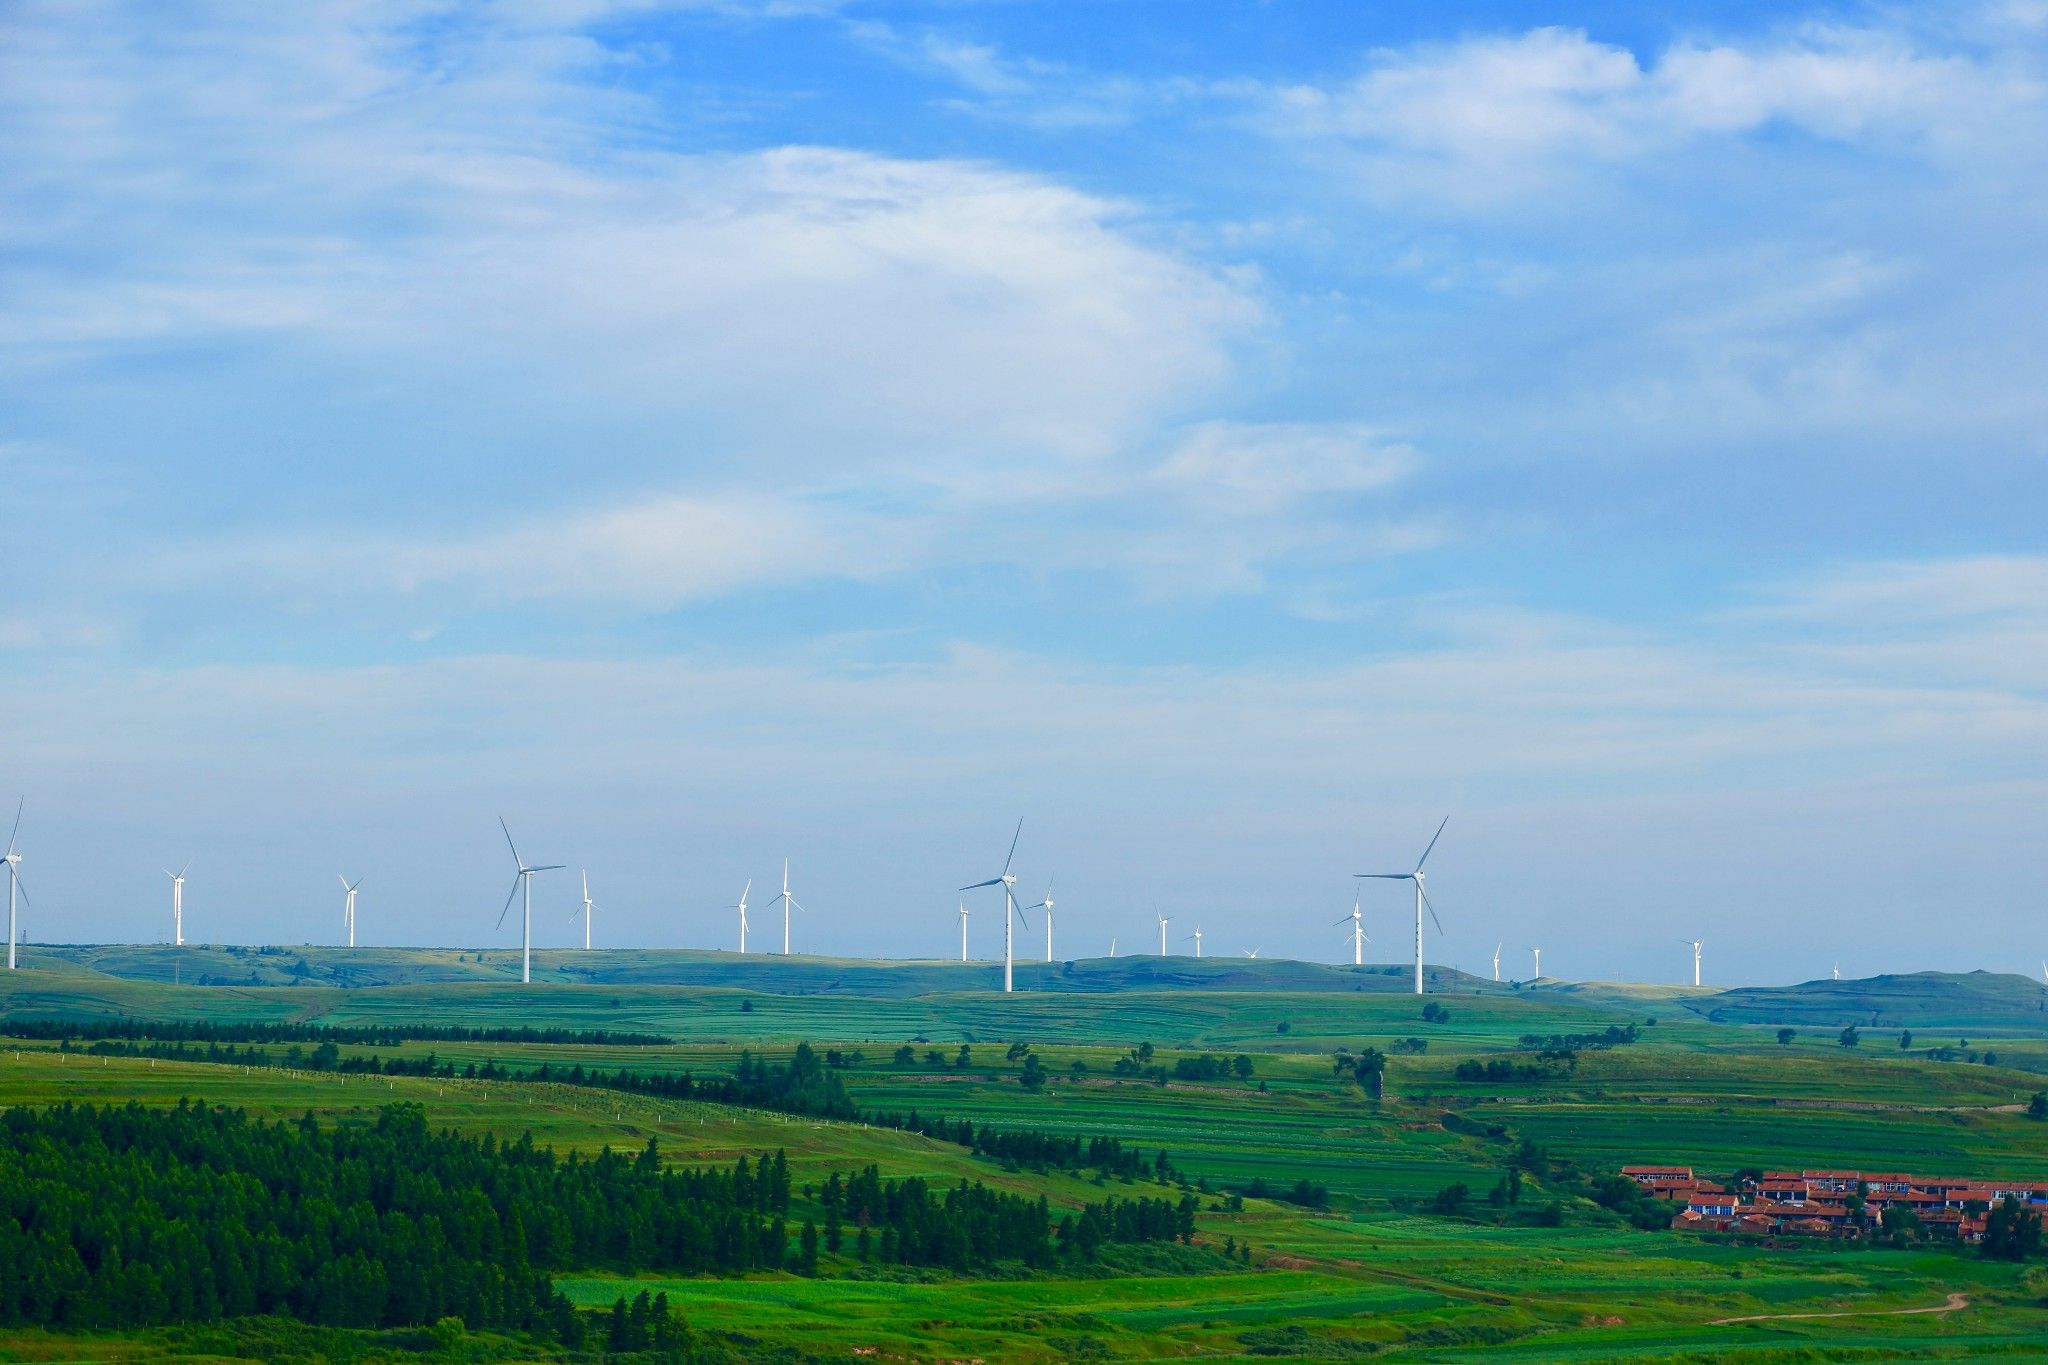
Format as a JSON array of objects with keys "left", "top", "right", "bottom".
[{"left": 1689, "top": 970, "right": 2048, "bottom": 1032}]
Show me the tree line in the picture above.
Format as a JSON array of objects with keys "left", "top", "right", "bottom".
[
  {"left": 8, "top": 1018, "right": 671, "bottom": 1046},
  {"left": 0, "top": 1099, "right": 1201, "bottom": 1339}
]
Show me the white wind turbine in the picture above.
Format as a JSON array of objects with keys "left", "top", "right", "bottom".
[
  {"left": 734, "top": 880, "right": 753, "bottom": 953},
  {"left": 338, "top": 874, "right": 361, "bottom": 948},
  {"left": 1684, "top": 938, "right": 1703, "bottom": 987},
  {"left": 958, "top": 901, "right": 970, "bottom": 962},
  {"left": 1492, "top": 942, "right": 1502, "bottom": 983},
  {"left": 1156, "top": 909, "right": 1171, "bottom": 956},
  {"left": 960, "top": 819, "right": 1030, "bottom": 993},
  {"left": 1357, "top": 816, "right": 1449, "bottom": 996},
  {"left": 1243, "top": 946, "right": 1261, "bottom": 958},
  {"left": 1335, "top": 891, "right": 1369, "bottom": 966},
  {"left": 495, "top": 818, "right": 564, "bottom": 985},
  {"left": 1186, "top": 926, "right": 1203, "bottom": 958},
  {"left": 572, "top": 870, "right": 596, "bottom": 950},
  {"left": 165, "top": 860, "right": 190, "bottom": 947},
  {"left": 4, "top": 800, "right": 27, "bottom": 970},
  {"left": 1531, "top": 946, "right": 1542, "bottom": 979},
  {"left": 1108, "top": 937, "right": 1117, "bottom": 957},
  {"left": 767, "top": 860, "right": 805, "bottom": 955},
  {"left": 2040, "top": 960, "right": 2047, "bottom": 986},
  {"left": 1022, "top": 879, "right": 1055, "bottom": 961}
]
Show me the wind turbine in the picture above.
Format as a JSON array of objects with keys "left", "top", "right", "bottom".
[
  {"left": 572, "top": 870, "right": 596, "bottom": 950},
  {"left": 495, "top": 818, "right": 564, "bottom": 985},
  {"left": 338, "top": 874, "right": 361, "bottom": 948},
  {"left": 1357, "top": 816, "right": 1448, "bottom": 996},
  {"left": 958, "top": 900, "right": 970, "bottom": 962},
  {"left": 960, "top": 818, "right": 1030, "bottom": 993},
  {"left": 734, "top": 880, "right": 753, "bottom": 953},
  {"left": 1492, "top": 942, "right": 1502, "bottom": 983},
  {"left": 768, "top": 860, "right": 804, "bottom": 955},
  {"left": 1156, "top": 909, "right": 1171, "bottom": 956},
  {"left": 1243, "top": 946, "right": 1261, "bottom": 958},
  {"left": 4, "top": 800, "right": 27, "bottom": 970},
  {"left": 1832, "top": 962, "right": 1840, "bottom": 981},
  {"left": 1335, "top": 891, "right": 1368, "bottom": 966},
  {"left": 1022, "top": 879, "right": 1055, "bottom": 962},
  {"left": 1531, "top": 946, "right": 1542, "bottom": 979},
  {"left": 1684, "top": 938, "right": 1703, "bottom": 987},
  {"left": 1109, "top": 936, "right": 1117, "bottom": 958},
  {"left": 2040, "top": 960, "right": 2047, "bottom": 986},
  {"left": 165, "top": 861, "right": 190, "bottom": 947},
  {"left": 1186, "top": 926, "right": 1203, "bottom": 958}
]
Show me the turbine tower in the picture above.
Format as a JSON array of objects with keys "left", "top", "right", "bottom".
[
  {"left": 960, "top": 818, "right": 1030, "bottom": 993},
  {"left": 1684, "top": 938, "right": 1703, "bottom": 987},
  {"left": 768, "top": 860, "right": 804, "bottom": 955},
  {"left": 958, "top": 900, "right": 970, "bottom": 962},
  {"left": 1357, "top": 816, "right": 1449, "bottom": 995},
  {"left": 1156, "top": 910, "right": 1171, "bottom": 956},
  {"left": 1492, "top": 941, "right": 1502, "bottom": 983},
  {"left": 1109, "top": 937, "right": 1117, "bottom": 957},
  {"left": 1532, "top": 946, "right": 1542, "bottom": 979},
  {"left": 573, "top": 870, "right": 596, "bottom": 950},
  {"left": 1335, "top": 891, "right": 1368, "bottom": 966},
  {"left": 3, "top": 800, "right": 27, "bottom": 971},
  {"left": 495, "top": 818, "right": 564, "bottom": 985},
  {"left": 734, "top": 880, "right": 753, "bottom": 953},
  {"left": 1186, "top": 926, "right": 1203, "bottom": 958},
  {"left": 338, "top": 874, "right": 361, "bottom": 948},
  {"left": 165, "top": 861, "right": 190, "bottom": 947}
]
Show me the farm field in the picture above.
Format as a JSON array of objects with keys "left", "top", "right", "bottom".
[{"left": 3, "top": 957, "right": 2048, "bottom": 1360}]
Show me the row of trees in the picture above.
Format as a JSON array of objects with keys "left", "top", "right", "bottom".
[
  {"left": 865, "top": 1111, "right": 1181, "bottom": 1182},
  {"left": 15, "top": 1018, "right": 670, "bottom": 1046}
]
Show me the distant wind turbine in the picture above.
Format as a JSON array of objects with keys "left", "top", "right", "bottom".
[
  {"left": 768, "top": 860, "right": 804, "bottom": 955},
  {"left": 1109, "top": 936, "right": 1117, "bottom": 958},
  {"left": 1492, "top": 941, "right": 1502, "bottom": 983},
  {"left": 1357, "top": 816, "right": 1449, "bottom": 996},
  {"left": 1023, "top": 879, "right": 1055, "bottom": 962},
  {"left": 572, "top": 870, "right": 596, "bottom": 950},
  {"left": 2041, "top": 960, "right": 2047, "bottom": 986},
  {"left": 1242, "top": 946, "right": 1261, "bottom": 958},
  {"left": 165, "top": 861, "right": 190, "bottom": 947},
  {"left": 1156, "top": 909, "right": 1171, "bottom": 956},
  {"left": 733, "top": 880, "right": 753, "bottom": 953},
  {"left": 1832, "top": 962, "right": 1840, "bottom": 981},
  {"left": 1684, "top": 938, "right": 1703, "bottom": 987},
  {"left": 1335, "top": 891, "right": 1368, "bottom": 966},
  {"left": 1531, "top": 946, "right": 1542, "bottom": 979},
  {"left": 338, "top": 874, "right": 361, "bottom": 949},
  {"left": 960, "top": 819, "right": 1030, "bottom": 993},
  {"left": 495, "top": 818, "right": 564, "bottom": 985},
  {"left": 4, "top": 800, "right": 27, "bottom": 970},
  {"left": 1186, "top": 926, "right": 1203, "bottom": 958},
  {"left": 958, "top": 900, "right": 970, "bottom": 962}
]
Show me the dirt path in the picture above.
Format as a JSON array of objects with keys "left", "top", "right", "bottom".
[{"left": 1710, "top": 1291, "right": 1969, "bottom": 1325}]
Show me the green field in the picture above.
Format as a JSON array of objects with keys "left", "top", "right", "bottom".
[{"left": 4, "top": 953, "right": 2048, "bottom": 1361}]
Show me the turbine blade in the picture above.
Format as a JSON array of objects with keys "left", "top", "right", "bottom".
[
  {"left": 960, "top": 878, "right": 1002, "bottom": 891},
  {"left": 1355, "top": 873, "right": 1409, "bottom": 880},
  {"left": 1413, "top": 815, "right": 1450, "bottom": 873},
  {"left": 496, "top": 876, "right": 521, "bottom": 930},
  {"left": 791, "top": 898, "right": 806, "bottom": 913},
  {"left": 531, "top": 864, "right": 567, "bottom": 872},
  {"left": 1420, "top": 886, "right": 1445, "bottom": 935},
  {"left": 1002, "top": 817, "right": 1023, "bottom": 876},
  {"left": 4, "top": 797, "right": 21, "bottom": 857},
  {"left": 499, "top": 816, "right": 522, "bottom": 868},
  {"left": 1334, "top": 915, "right": 1355, "bottom": 926},
  {"left": 10, "top": 872, "right": 27, "bottom": 908},
  {"left": 338, "top": 873, "right": 350, "bottom": 891},
  {"left": 178, "top": 859, "right": 191, "bottom": 878}
]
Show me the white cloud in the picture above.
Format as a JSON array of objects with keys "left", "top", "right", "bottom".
[
  {"left": 0, "top": 3, "right": 1259, "bottom": 468},
  {"left": 1265, "top": 22, "right": 2036, "bottom": 203}
]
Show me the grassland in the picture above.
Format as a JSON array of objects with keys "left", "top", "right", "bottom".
[{"left": 4, "top": 954, "right": 2048, "bottom": 1361}]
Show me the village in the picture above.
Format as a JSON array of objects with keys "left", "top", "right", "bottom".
[{"left": 1624, "top": 1165, "right": 2048, "bottom": 1243}]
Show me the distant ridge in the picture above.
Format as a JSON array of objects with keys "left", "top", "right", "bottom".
[
  {"left": 1692, "top": 970, "right": 2048, "bottom": 1032},
  {"left": 16, "top": 943, "right": 1503, "bottom": 997}
]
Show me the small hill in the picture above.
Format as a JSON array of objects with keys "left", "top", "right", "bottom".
[
  {"left": 1691, "top": 971, "right": 2048, "bottom": 1032},
  {"left": 19, "top": 943, "right": 1504, "bottom": 997}
]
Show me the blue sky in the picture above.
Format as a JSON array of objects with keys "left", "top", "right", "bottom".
[{"left": 1, "top": 0, "right": 2043, "bottom": 982}]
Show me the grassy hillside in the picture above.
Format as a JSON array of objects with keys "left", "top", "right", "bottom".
[
  {"left": 1693, "top": 970, "right": 2048, "bottom": 1032},
  {"left": 20, "top": 941, "right": 1503, "bottom": 995}
]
